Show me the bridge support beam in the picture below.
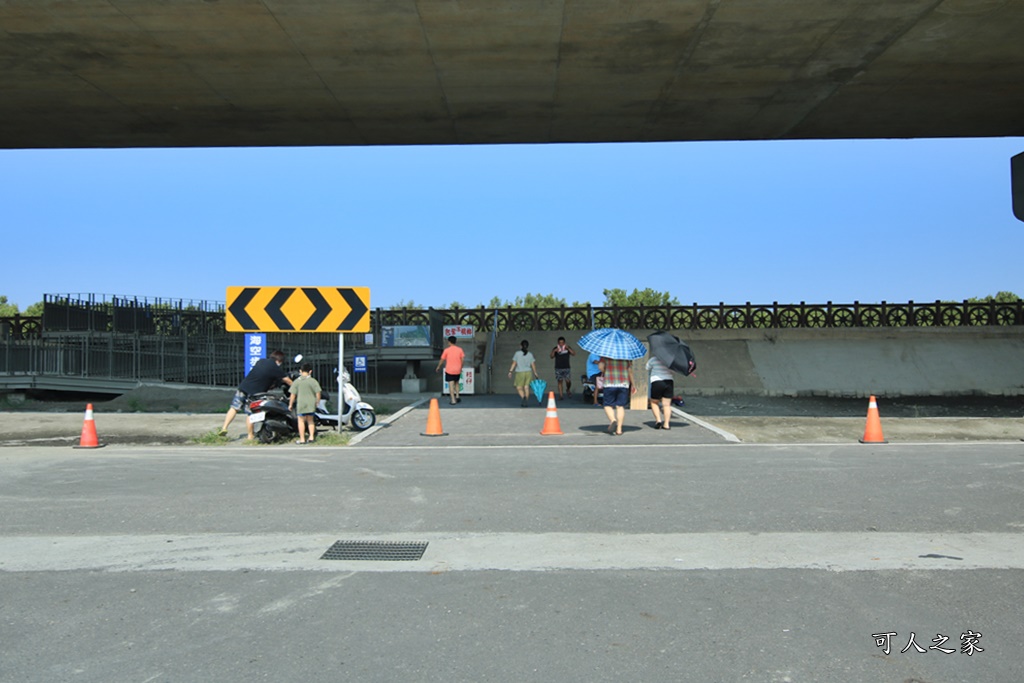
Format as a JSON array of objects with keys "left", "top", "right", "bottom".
[
  {"left": 402, "top": 360, "right": 427, "bottom": 393},
  {"left": 1012, "top": 152, "right": 1024, "bottom": 222}
]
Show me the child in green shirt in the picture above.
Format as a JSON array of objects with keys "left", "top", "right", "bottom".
[{"left": 288, "top": 363, "right": 322, "bottom": 444}]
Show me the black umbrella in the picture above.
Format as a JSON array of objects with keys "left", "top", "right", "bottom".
[{"left": 647, "top": 331, "right": 697, "bottom": 376}]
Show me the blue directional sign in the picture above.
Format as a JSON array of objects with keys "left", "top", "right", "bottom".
[{"left": 245, "top": 333, "right": 266, "bottom": 376}]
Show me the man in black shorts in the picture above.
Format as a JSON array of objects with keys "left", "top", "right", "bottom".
[
  {"left": 436, "top": 335, "right": 466, "bottom": 404},
  {"left": 550, "top": 336, "right": 576, "bottom": 400},
  {"left": 219, "top": 349, "right": 293, "bottom": 439}
]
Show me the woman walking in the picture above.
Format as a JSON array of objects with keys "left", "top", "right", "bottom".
[
  {"left": 508, "top": 340, "right": 539, "bottom": 407},
  {"left": 646, "top": 354, "right": 674, "bottom": 430}
]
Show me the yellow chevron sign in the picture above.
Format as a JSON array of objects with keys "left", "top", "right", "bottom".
[{"left": 226, "top": 287, "right": 370, "bottom": 333}]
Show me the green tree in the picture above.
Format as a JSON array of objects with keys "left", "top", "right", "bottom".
[
  {"left": 512, "top": 292, "right": 567, "bottom": 308},
  {"left": 24, "top": 301, "right": 44, "bottom": 316},
  {"left": 485, "top": 293, "right": 591, "bottom": 308},
  {"left": 602, "top": 288, "right": 679, "bottom": 307},
  {"left": 0, "top": 295, "right": 31, "bottom": 316},
  {"left": 389, "top": 299, "right": 422, "bottom": 309},
  {"left": 968, "top": 291, "right": 1021, "bottom": 303}
]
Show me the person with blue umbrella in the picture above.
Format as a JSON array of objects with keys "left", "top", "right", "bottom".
[
  {"left": 578, "top": 328, "right": 646, "bottom": 435},
  {"left": 507, "top": 339, "right": 540, "bottom": 407}
]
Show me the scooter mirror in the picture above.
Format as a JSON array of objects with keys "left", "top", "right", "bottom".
[{"left": 294, "top": 354, "right": 303, "bottom": 363}]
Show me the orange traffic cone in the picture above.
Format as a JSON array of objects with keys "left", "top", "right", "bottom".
[
  {"left": 420, "top": 397, "right": 448, "bottom": 437},
  {"left": 859, "top": 395, "right": 887, "bottom": 444},
  {"left": 540, "top": 392, "right": 563, "bottom": 435},
  {"left": 73, "top": 403, "right": 105, "bottom": 449}
]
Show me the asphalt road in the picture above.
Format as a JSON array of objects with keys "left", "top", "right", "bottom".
[{"left": 1, "top": 400, "right": 1022, "bottom": 682}]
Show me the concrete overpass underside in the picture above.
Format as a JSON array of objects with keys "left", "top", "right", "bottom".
[{"left": 2, "top": 0, "right": 1023, "bottom": 150}]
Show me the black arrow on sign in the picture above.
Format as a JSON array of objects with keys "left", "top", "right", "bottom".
[
  {"left": 337, "top": 287, "right": 369, "bottom": 331},
  {"left": 228, "top": 287, "right": 260, "bottom": 330},
  {"left": 301, "top": 288, "right": 332, "bottom": 331},
  {"left": 266, "top": 288, "right": 296, "bottom": 331}
]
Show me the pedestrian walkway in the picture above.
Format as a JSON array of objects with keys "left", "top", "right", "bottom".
[{"left": 355, "top": 392, "right": 735, "bottom": 448}]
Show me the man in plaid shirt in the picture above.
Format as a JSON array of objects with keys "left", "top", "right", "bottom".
[{"left": 598, "top": 357, "right": 635, "bottom": 436}]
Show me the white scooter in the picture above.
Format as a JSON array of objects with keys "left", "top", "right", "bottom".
[{"left": 310, "top": 365, "right": 376, "bottom": 432}]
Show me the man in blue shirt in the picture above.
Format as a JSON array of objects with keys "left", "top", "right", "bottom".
[{"left": 586, "top": 352, "right": 602, "bottom": 405}]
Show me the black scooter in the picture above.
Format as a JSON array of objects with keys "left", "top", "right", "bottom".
[
  {"left": 247, "top": 387, "right": 300, "bottom": 444},
  {"left": 247, "top": 355, "right": 306, "bottom": 444}
]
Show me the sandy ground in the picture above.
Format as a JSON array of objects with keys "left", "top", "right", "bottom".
[{"left": 0, "top": 384, "right": 376, "bottom": 446}]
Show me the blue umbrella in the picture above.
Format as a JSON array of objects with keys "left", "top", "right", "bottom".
[
  {"left": 577, "top": 328, "right": 647, "bottom": 360},
  {"left": 530, "top": 378, "right": 547, "bottom": 403}
]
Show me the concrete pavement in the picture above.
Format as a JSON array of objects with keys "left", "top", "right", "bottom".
[{"left": 353, "top": 392, "right": 738, "bottom": 448}]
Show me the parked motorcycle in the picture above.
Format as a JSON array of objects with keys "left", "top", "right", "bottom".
[
  {"left": 313, "top": 368, "right": 376, "bottom": 432},
  {"left": 247, "top": 389, "right": 299, "bottom": 444},
  {"left": 247, "top": 354, "right": 305, "bottom": 444}
]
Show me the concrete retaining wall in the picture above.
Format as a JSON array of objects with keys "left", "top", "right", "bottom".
[{"left": 486, "top": 327, "right": 1024, "bottom": 398}]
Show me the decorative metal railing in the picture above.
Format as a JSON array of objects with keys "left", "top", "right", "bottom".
[
  {"left": 3, "top": 296, "right": 1022, "bottom": 391},
  {"left": 380, "top": 300, "right": 1024, "bottom": 332},
  {"left": 0, "top": 315, "right": 41, "bottom": 340},
  {"left": 3, "top": 297, "right": 1023, "bottom": 340}
]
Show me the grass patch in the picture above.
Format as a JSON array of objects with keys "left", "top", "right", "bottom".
[
  {"left": 374, "top": 401, "right": 398, "bottom": 416},
  {"left": 189, "top": 429, "right": 351, "bottom": 446},
  {"left": 307, "top": 431, "right": 349, "bottom": 446},
  {"left": 0, "top": 396, "right": 47, "bottom": 411},
  {"left": 245, "top": 430, "right": 350, "bottom": 446},
  {"left": 191, "top": 429, "right": 234, "bottom": 445}
]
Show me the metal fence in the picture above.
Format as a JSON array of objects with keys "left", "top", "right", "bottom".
[
  {"left": 2, "top": 295, "right": 1022, "bottom": 391},
  {"left": 39, "top": 293, "right": 227, "bottom": 336},
  {"left": 0, "top": 331, "right": 364, "bottom": 390},
  {"left": 380, "top": 300, "right": 1024, "bottom": 330},
  {"left": 4, "top": 295, "right": 1023, "bottom": 340},
  {"left": 0, "top": 333, "right": 236, "bottom": 384}
]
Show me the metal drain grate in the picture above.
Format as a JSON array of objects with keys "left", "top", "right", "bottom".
[{"left": 320, "top": 540, "right": 428, "bottom": 561}]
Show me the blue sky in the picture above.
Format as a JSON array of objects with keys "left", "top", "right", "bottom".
[{"left": 2, "top": 137, "right": 1022, "bottom": 312}]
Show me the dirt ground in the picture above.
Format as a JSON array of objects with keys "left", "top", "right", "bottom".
[
  {"left": 0, "top": 384, "right": 410, "bottom": 447},
  {"left": 6, "top": 383, "right": 254, "bottom": 415}
]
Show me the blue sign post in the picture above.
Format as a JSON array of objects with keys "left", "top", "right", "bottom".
[
  {"left": 245, "top": 333, "right": 266, "bottom": 376},
  {"left": 353, "top": 355, "right": 367, "bottom": 373}
]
